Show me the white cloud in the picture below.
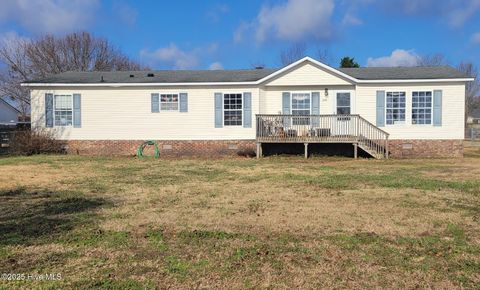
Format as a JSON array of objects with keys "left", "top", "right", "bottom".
[
  {"left": 367, "top": 49, "right": 420, "bottom": 67},
  {"left": 113, "top": 1, "right": 137, "bottom": 26},
  {"left": 140, "top": 43, "right": 219, "bottom": 70},
  {"left": 0, "top": 0, "right": 99, "bottom": 34},
  {"left": 380, "top": 0, "right": 480, "bottom": 27},
  {"left": 206, "top": 4, "right": 229, "bottom": 22},
  {"left": 233, "top": 22, "right": 250, "bottom": 44},
  {"left": 448, "top": 0, "right": 480, "bottom": 27},
  {"left": 472, "top": 32, "right": 480, "bottom": 44},
  {"left": 342, "top": 13, "right": 363, "bottom": 26},
  {"left": 237, "top": 0, "right": 335, "bottom": 44},
  {"left": 209, "top": 62, "right": 223, "bottom": 70}
]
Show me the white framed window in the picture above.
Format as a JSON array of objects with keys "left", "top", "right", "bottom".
[
  {"left": 54, "top": 95, "right": 73, "bottom": 126},
  {"left": 160, "top": 94, "right": 179, "bottom": 111},
  {"left": 224, "top": 93, "right": 242, "bottom": 126},
  {"left": 386, "top": 92, "right": 406, "bottom": 125},
  {"left": 336, "top": 93, "right": 351, "bottom": 115},
  {"left": 292, "top": 93, "right": 311, "bottom": 125},
  {"left": 412, "top": 91, "right": 432, "bottom": 125}
]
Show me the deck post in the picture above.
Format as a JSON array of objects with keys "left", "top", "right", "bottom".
[
  {"left": 304, "top": 143, "right": 308, "bottom": 159},
  {"left": 353, "top": 143, "right": 358, "bottom": 159},
  {"left": 256, "top": 142, "right": 262, "bottom": 159},
  {"left": 385, "top": 136, "right": 389, "bottom": 159}
]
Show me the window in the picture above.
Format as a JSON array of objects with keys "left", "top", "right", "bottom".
[
  {"left": 54, "top": 95, "right": 73, "bottom": 126},
  {"left": 292, "top": 93, "right": 311, "bottom": 125},
  {"left": 160, "top": 94, "right": 179, "bottom": 111},
  {"left": 336, "top": 93, "right": 351, "bottom": 114},
  {"left": 224, "top": 93, "right": 242, "bottom": 126},
  {"left": 412, "top": 91, "right": 432, "bottom": 125},
  {"left": 386, "top": 92, "right": 406, "bottom": 125}
]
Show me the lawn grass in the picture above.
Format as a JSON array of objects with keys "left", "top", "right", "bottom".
[{"left": 0, "top": 149, "right": 479, "bottom": 289}]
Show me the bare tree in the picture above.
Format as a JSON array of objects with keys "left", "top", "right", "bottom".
[
  {"left": 458, "top": 62, "right": 480, "bottom": 120},
  {"left": 417, "top": 53, "right": 447, "bottom": 66},
  {"left": 0, "top": 32, "right": 146, "bottom": 116},
  {"left": 316, "top": 47, "right": 332, "bottom": 65},
  {"left": 280, "top": 43, "right": 307, "bottom": 66}
]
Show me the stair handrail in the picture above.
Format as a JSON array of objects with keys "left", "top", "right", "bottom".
[{"left": 356, "top": 115, "right": 389, "bottom": 158}]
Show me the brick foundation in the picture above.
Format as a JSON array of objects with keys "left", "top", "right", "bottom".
[
  {"left": 65, "top": 139, "right": 463, "bottom": 158},
  {"left": 66, "top": 140, "right": 257, "bottom": 157},
  {"left": 388, "top": 139, "right": 463, "bottom": 158}
]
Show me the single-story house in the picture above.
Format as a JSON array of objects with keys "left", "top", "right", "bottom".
[
  {"left": 0, "top": 97, "right": 21, "bottom": 124},
  {"left": 22, "top": 57, "right": 473, "bottom": 158}
]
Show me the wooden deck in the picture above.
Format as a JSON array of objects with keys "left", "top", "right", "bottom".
[{"left": 256, "top": 114, "right": 389, "bottom": 159}]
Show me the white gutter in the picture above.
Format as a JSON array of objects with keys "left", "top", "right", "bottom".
[
  {"left": 21, "top": 78, "right": 474, "bottom": 87},
  {"left": 355, "top": 78, "right": 474, "bottom": 83}
]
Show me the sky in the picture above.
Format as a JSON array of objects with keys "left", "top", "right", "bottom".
[{"left": 0, "top": 0, "right": 479, "bottom": 70}]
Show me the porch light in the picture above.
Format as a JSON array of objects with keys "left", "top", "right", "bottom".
[{"left": 325, "top": 88, "right": 329, "bottom": 97}]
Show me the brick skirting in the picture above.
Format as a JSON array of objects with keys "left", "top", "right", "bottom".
[
  {"left": 388, "top": 139, "right": 463, "bottom": 158},
  {"left": 66, "top": 139, "right": 463, "bottom": 158},
  {"left": 66, "top": 140, "right": 257, "bottom": 157}
]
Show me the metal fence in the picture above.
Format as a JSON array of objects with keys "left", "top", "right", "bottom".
[
  {"left": 0, "top": 123, "right": 30, "bottom": 155},
  {"left": 467, "top": 127, "right": 480, "bottom": 141}
]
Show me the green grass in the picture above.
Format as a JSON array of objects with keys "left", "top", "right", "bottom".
[{"left": 0, "top": 154, "right": 479, "bottom": 289}]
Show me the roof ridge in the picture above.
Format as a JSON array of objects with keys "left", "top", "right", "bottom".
[
  {"left": 339, "top": 65, "right": 455, "bottom": 69},
  {"left": 0, "top": 97, "right": 21, "bottom": 113},
  {"left": 61, "top": 68, "right": 279, "bottom": 74}
]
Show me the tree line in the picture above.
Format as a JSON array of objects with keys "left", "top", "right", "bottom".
[{"left": 0, "top": 32, "right": 146, "bottom": 116}]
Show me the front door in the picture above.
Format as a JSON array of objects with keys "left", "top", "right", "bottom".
[{"left": 334, "top": 92, "right": 353, "bottom": 136}]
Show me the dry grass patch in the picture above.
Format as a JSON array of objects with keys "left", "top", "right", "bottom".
[{"left": 0, "top": 154, "right": 479, "bottom": 289}]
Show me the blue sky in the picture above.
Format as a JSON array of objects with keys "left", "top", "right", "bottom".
[{"left": 0, "top": 0, "right": 479, "bottom": 70}]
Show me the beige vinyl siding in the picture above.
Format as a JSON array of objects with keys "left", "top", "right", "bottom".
[
  {"left": 264, "top": 62, "right": 353, "bottom": 87},
  {"left": 261, "top": 86, "right": 355, "bottom": 115},
  {"left": 30, "top": 86, "right": 260, "bottom": 140},
  {"left": 356, "top": 82, "right": 465, "bottom": 140}
]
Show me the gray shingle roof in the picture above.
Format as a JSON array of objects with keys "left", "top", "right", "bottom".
[
  {"left": 24, "top": 64, "right": 469, "bottom": 84},
  {"left": 338, "top": 66, "right": 468, "bottom": 80},
  {"left": 25, "top": 69, "right": 278, "bottom": 84},
  {"left": 0, "top": 97, "right": 21, "bottom": 113}
]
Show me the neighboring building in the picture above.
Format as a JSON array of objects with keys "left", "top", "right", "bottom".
[
  {"left": 467, "top": 108, "right": 480, "bottom": 124},
  {"left": 22, "top": 57, "right": 473, "bottom": 158},
  {"left": 0, "top": 97, "right": 21, "bottom": 124}
]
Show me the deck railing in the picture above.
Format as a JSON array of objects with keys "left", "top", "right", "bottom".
[{"left": 256, "top": 114, "right": 389, "bottom": 158}]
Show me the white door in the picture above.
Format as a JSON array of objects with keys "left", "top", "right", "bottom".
[{"left": 333, "top": 92, "right": 353, "bottom": 136}]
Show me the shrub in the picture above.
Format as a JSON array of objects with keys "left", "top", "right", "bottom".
[{"left": 10, "top": 129, "right": 66, "bottom": 155}]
